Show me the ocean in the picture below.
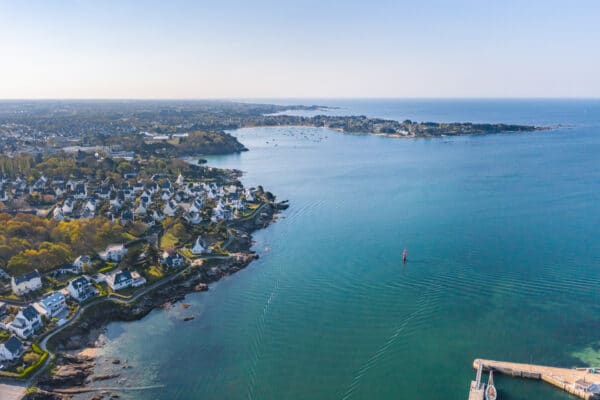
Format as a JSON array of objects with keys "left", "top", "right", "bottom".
[{"left": 90, "top": 99, "right": 600, "bottom": 400}]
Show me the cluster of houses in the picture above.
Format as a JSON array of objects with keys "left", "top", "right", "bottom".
[
  {"left": 0, "top": 173, "right": 261, "bottom": 365},
  {"left": 0, "top": 175, "right": 88, "bottom": 206},
  {"left": 0, "top": 245, "right": 139, "bottom": 364},
  {"left": 0, "top": 172, "right": 256, "bottom": 229},
  {"left": 0, "top": 231, "right": 205, "bottom": 363},
  {"left": 45, "top": 173, "right": 254, "bottom": 227}
]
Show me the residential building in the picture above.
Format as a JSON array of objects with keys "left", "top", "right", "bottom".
[
  {"left": 8, "top": 306, "right": 42, "bottom": 339},
  {"left": 11, "top": 270, "right": 42, "bottom": 296},
  {"left": 72, "top": 255, "right": 92, "bottom": 272},
  {"left": 130, "top": 271, "right": 146, "bottom": 287},
  {"left": 161, "top": 250, "right": 185, "bottom": 269},
  {"left": 191, "top": 237, "right": 207, "bottom": 255},
  {"left": 67, "top": 276, "right": 96, "bottom": 303},
  {"left": 0, "top": 336, "right": 23, "bottom": 362},
  {"left": 98, "top": 244, "right": 127, "bottom": 262},
  {"left": 37, "top": 292, "right": 67, "bottom": 318},
  {"left": 106, "top": 269, "right": 133, "bottom": 291}
]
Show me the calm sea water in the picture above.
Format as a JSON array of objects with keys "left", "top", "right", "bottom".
[{"left": 94, "top": 100, "right": 600, "bottom": 400}]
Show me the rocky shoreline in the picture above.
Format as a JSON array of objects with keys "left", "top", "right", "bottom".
[{"left": 26, "top": 200, "right": 288, "bottom": 400}]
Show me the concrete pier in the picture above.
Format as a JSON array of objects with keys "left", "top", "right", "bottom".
[
  {"left": 473, "top": 359, "right": 600, "bottom": 400},
  {"left": 468, "top": 362, "right": 485, "bottom": 400}
]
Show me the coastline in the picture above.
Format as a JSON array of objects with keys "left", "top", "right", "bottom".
[
  {"left": 235, "top": 122, "right": 552, "bottom": 139},
  {"left": 25, "top": 198, "right": 288, "bottom": 400}
]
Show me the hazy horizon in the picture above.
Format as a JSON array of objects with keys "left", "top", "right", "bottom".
[
  {"left": 1, "top": 0, "right": 599, "bottom": 99},
  {"left": 1, "top": 97, "right": 600, "bottom": 102}
]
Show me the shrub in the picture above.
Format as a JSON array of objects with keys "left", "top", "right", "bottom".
[{"left": 23, "top": 352, "right": 40, "bottom": 365}]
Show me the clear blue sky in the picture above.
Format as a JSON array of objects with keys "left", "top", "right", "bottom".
[{"left": 1, "top": 0, "right": 599, "bottom": 98}]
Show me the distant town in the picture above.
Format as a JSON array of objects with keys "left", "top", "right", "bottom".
[{"left": 0, "top": 100, "right": 541, "bottom": 159}]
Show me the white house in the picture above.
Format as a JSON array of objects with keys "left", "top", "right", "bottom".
[
  {"left": 161, "top": 251, "right": 185, "bottom": 268},
  {"left": 130, "top": 271, "right": 147, "bottom": 287},
  {"left": 8, "top": 306, "right": 43, "bottom": 339},
  {"left": 53, "top": 207, "right": 65, "bottom": 221},
  {"left": 11, "top": 270, "right": 42, "bottom": 296},
  {"left": 191, "top": 237, "right": 208, "bottom": 255},
  {"left": 160, "top": 190, "right": 171, "bottom": 201},
  {"left": 36, "top": 292, "right": 67, "bottom": 318},
  {"left": 189, "top": 197, "right": 204, "bottom": 213},
  {"left": 73, "top": 255, "right": 92, "bottom": 272},
  {"left": 98, "top": 244, "right": 127, "bottom": 262},
  {"left": 72, "top": 183, "right": 87, "bottom": 199},
  {"left": 62, "top": 199, "right": 74, "bottom": 214},
  {"left": 67, "top": 276, "right": 96, "bottom": 303},
  {"left": 0, "top": 336, "right": 23, "bottom": 362},
  {"left": 134, "top": 202, "right": 147, "bottom": 216},
  {"left": 105, "top": 269, "right": 134, "bottom": 291},
  {"left": 84, "top": 200, "right": 96, "bottom": 212},
  {"left": 163, "top": 200, "right": 178, "bottom": 217},
  {"left": 185, "top": 211, "right": 202, "bottom": 225},
  {"left": 152, "top": 210, "right": 165, "bottom": 222}
]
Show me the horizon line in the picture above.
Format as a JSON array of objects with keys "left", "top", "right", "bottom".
[{"left": 0, "top": 97, "right": 600, "bottom": 102}]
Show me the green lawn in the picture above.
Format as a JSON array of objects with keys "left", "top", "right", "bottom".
[
  {"left": 143, "top": 265, "right": 166, "bottom": 282},
  {"left": 160, "top": 231, "right": 179, "bottom": 250}
]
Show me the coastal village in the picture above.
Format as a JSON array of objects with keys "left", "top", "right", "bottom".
[{"left": 0, "top": 154, "right": 282, "bottom": 383}]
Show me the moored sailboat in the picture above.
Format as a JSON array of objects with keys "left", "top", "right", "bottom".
[{"left": 485, "top": 370, "right": 497, "bottom": 400}]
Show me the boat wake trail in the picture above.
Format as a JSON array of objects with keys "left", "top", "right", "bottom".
[
  {"left": 340, "top": 277, "right": 442, "bottom": 400},
  {"left": 246, "top": 278, "right": 280, "bottom": 400}
]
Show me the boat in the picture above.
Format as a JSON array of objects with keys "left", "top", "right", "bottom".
[
  {"left": 485, "top": 370, "right": 497, "bottom": 400},
  {"left": 403, "top": 249, "right": 407, "bottom": 263}
]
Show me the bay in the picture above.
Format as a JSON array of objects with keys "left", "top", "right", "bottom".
[{"left": 93, "top": 100, "right": 600, "bottom": 400}]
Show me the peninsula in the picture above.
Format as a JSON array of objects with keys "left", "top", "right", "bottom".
[{"left": 0, "top": 100, "right": 543, "bottom": 160}]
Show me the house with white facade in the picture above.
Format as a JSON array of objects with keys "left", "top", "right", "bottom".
[
  {"left": 11, "top": 270, "right": 42, "bottom": 296},
  {"left": 67, "top": 276, "right": 96, "bottom": 303},
  {"left": 189, "top": 197, "right": 204, "bottom": 213},
  {"left": 73, "top": 255, "right": 92, "bottom": 272},
  {"left": 191, "top": 237, "right": 208, "bottom": 255},
  {"left": 36, "top": 292, "right": 67, "bottom": 318},
  {"left": 62, "top": 199, "right": 74, "bottom": 214},
  {"left": 161, "top": 250, "right": 185, "bottom": 269},
  {"left": 53, "top": 207, "right": 65, "bottom": 221},
  {"left": 163, "top": 200, "right": 178, "bottom": 217},
  {"left": 134, "top": 202, "right": 147, "bottom": 216},
  {"left": 105, "top": 269, "right": 134, "bottom": 291},
  {"left": 0, "top": 336, "right": 23, "bottom": 362},
  {"left": 184, "top": 211, "right": 202, "bottom": 225},
  {"left": 130, "top": 271, "right": 146, "bottom": 287},
  {"left": 98, "top": 244, "right": 127, "bottom": 262},
  {"left": 7, "top": 306, "right": 43, "bottom": 339}
]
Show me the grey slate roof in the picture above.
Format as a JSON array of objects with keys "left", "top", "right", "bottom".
[
  {"left": 13, "top": 270, "right": 41, "bottom": 285},
  {"left": 22, "top": 305, "right": 40, "bottom": 322},
  {"left": 3, "top": 336, "right": 23, "bottom": 355}
]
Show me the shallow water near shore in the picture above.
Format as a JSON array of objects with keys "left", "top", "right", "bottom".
[{"left": 90, "top": 100, "right": 600, "bottom": 400}]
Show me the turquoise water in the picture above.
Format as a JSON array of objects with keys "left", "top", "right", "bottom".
[{"left": 97, "top": 100, "right": 600, "bottom": 400}]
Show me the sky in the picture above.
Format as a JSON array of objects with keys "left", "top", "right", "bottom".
[{"left": 0, "top": 0, "right": 599, "bottom": 99}]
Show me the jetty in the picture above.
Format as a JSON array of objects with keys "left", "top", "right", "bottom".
[
  {"left": 472, "top": 359, "right": 600, "bottom": 400},
  {"left": 468, "top": 362, "right": 485, "bottom": 400}
]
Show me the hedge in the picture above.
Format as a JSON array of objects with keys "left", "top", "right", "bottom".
[{"left": 0, "top": 348, "right": 49, "bottom": 379}]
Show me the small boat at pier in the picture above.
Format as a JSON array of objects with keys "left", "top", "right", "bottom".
[{"left": 485, "top": 370, "right": 497, "bottom": 400}]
